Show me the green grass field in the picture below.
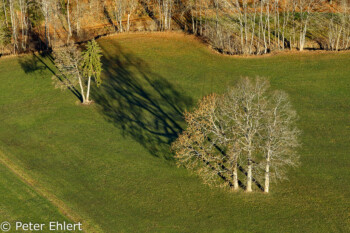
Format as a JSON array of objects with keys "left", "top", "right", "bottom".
[{"left": 0, "top": 33, "right": 349, "bottom": 232}]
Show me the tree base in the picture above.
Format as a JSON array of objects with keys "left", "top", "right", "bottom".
[{"left": 79, "top": 100, "right": 94, "bottom": 106}]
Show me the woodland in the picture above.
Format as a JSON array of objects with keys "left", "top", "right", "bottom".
[{"left": 1, "top": 0, "right": 350, "bottom": 55}]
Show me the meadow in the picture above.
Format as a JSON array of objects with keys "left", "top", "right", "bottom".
[{"left": 0, "top": 33, "right": 349, "bottom": 232}]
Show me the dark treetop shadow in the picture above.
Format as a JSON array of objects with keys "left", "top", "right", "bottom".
[{"left": 93, "top": 42, "right": 193, "bottom": 160}]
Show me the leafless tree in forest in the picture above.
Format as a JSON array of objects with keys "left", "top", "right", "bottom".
[
  {"left": 114, "top": 0, "right": 125, "bottom": 32},
  {"left": 296, "top": 0, "right": 325, "bottom": 51},
  {"left": 66, "top": 0, "right": 72, "bottom": 42},
  {"left": 37, "top": 0, "right": 53, "bottom": 48},
  {"left": 18, "top": 0, "right": 29, "bottom": 50},
  {"left": 9, "top": 0, "right": 18, "bottom": 53},
  {"left": 125, "top": 0, "right": 137, "bottom": 32}
]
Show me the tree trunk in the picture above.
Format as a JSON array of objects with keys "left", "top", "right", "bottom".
[
  {"left": 76, "top": 0, "right": 80, "bottom": 36},
  {"left": 9, "top": 0, "right": 18, "bottom": 53},
  {"left": 127, "top": 14, "right": 130, "bottom": 32},
  {"left": 247, "top": 162, "right": 252, "bottom": 192},
  {"left": 67, "top": 0, "right": 72, "bottom": 43},
  {"left": 164, "top": 0, "right": 168, "bottom": 30},
  {"left": 233, "top": 162, "right": 239, "bottom": 190},
  {"left": 247, "top": 150, "right": 252, "bottom": 192},
  {"left": 168, "top": 0, "right": 172, "bottom": 30},
  {"left": 78, "top": 75, "right": 86, "bottom": 103},
  {"left": 86, "top": 76, "right": 91, "bottom": 103},
  {"left": 191, "top": 9, "right": 195, "bottom": 33},
  {"left": 2, "top": 0, "right": 8, "bottom": 27},
  {"left": 265, "top": 150, "right": 271, "bottom": 193},
  {"left": 119, "top": 6, "right": 123, "bottom": 33}
]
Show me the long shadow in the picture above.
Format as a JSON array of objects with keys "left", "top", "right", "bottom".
[
  {"left": 93, "top": 42, "right": 263, "bottom": 191},
  {"left": 102, "top": 4, "right": 118, "bottom": 31},
  {"left": 139, "top": 0, "right": 161, "bottom": 29},
  {"left": 18, "top": 51, "right": 82, "bottom": 101},
  {"left": 93, "top": 42, "right": 193, "bottom": 160}
]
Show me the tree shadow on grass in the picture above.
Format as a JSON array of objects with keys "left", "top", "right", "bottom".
[
  {"left": 93, "top": 42, "right": 193, "bottom": 160},
  {"left": 18, "top": 52, "right": 51, "bottom": 75},
  {"left": 18, "top": 51, "right": 83, "bottom": 102}
]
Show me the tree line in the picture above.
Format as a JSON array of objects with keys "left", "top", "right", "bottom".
[
  {"left": 0, "top": 0, "right": 137, "bottom": 54},
  {"left": 186, "top": 0, "right": 350, "bottom": 54},
  {"left": 1, "top": 0, "right": 350, "bottom": 55}
]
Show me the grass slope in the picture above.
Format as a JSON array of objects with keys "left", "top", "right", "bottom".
[
  {"left": 0, "top": 162, "right": 69, "bottom": 232},
  {"left": 0, "top": 33, "right": 349, "bottom": 232}
]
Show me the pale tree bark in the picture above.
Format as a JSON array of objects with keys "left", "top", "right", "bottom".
[
  {"left": 9, "top": 0, "right": 18, "bottom": 53},
  {"left": 19, "top": 0, "right": 28, "bottom": 50},
  {"left": 266, "top": 0, "right": 271, "bottom": 47},
  {"left": 125, "top": 0, "right": 137, "bottom": 32},
  {"left": 265, "top": 150, "right": 271, "bottom": 193},
  {"left": 247, "top": 149, "right": 253, "bottom": 192},
  {"left": 127, "top": 13, "right": 130, "bottom": 31},
  {"left": 38, "top": 0, "right": 52, "bottom": 48},
  {"left": 67, "top": 0, "right": 72, "bottom": 43},
  {"left": 164, "top": 0, "right": 168, "bottom": 30},
  {"left": 233, "top": 161, "right": 239, "bottom": 190},
  {"left": 236, "top": 77, "right": 268, "bottom": 192},
  {"left": 75, "top": 0, "right": 80, "bottom": 36},
  {"left": 2, "top": 0, "right": 8, "bottom": 27},
  {"left": 249, "top": 0, "right": 257, "bottom": 54},
  {"left": 344, "top": 1, "right": 350, "bottom": 49},
  {"left": 78, "top": 74, "right": 86, "bottom": 103},
  {"left": 298, "top": 0, "right": 324, "bottom": 51},
  {"left": 86, "top": 75, "right": 91, "bottom": 103},
  {"left": 114, "top": 0, "right": 124, "bottom": 32},
  {"left": 168, "top": 0, "right": 173, "bottom": 30}
]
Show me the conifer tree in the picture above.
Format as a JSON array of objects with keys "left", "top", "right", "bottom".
[{"left": 81, "top": 39, "right": 103, "bottom": 104}]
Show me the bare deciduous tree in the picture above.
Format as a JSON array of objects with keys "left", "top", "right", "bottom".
[
  {"left": 53, "top": 43, "right": 86, "bottom": 103},
  {"left": 261, "top": 91, "right": 300, "bottom": 193}
]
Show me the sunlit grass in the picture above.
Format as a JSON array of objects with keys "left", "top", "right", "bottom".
[{"left": 0, "top": 33, "right": 349, "bottom": 232}]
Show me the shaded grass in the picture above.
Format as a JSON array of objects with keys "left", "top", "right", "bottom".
[{"left": 0, "top": 33, "right": 349, "bottom": 232}]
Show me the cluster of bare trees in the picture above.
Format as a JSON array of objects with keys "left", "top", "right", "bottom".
[
  {"left": 1, "top": 0, "right": 70, "bottom": 53},
  {"left": 112, "top": 0, "right": 138, "bottom": 32},
  {"left": 172, "top": 77, "right": 300, "bottom": 193},
  {"left": 138, "top": 0, "right": 175, "bottom": 30},
  {"left": 157, "top": 0, "right": 174, "bottom": 30}
]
